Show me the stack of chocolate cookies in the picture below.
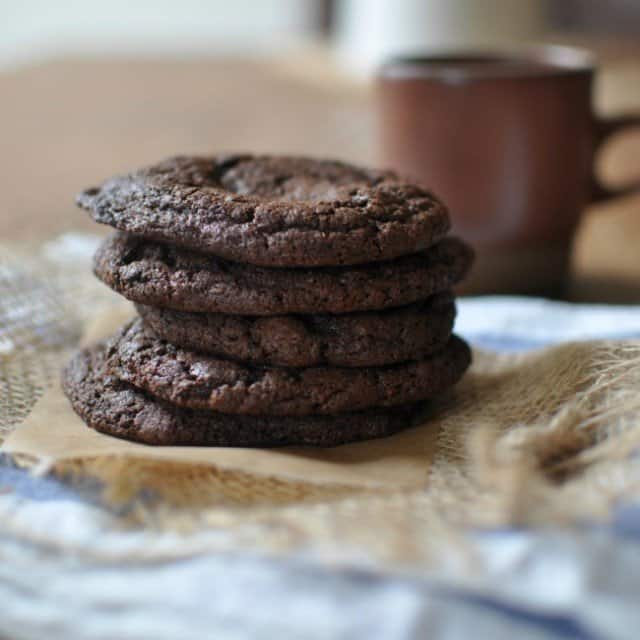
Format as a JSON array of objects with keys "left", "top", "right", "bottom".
[{"left": 63, "top": 155, "right": 473, "bottom": 447}]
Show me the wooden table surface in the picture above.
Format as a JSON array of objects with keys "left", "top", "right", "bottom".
[{"left": 1, "top": 45, "right": 639, "bottom": 302}]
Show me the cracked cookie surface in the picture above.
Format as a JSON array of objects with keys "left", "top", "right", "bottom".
[
  {"left": 78, "top": 154, "right": 450, "bottom": 267},
  {"left": 94, "top": 232, "right": 473, "bottom": 315},
  {"left": 105, "top": 319, "right": 471, "bottom": 416},
  {"left": 135, "top": 292, "right": 456, "bottom": 367},
  {"left": 63, "top": 344, "right": 417, "bottom": 447}
]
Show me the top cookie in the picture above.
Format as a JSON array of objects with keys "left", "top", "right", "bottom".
[{"left": 77, "top": 155, "right": 450, "bottom": 267}]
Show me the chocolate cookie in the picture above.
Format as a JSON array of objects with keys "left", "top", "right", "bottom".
[
  {"left": 105, "top": 319, "right": 471, "bottom": 416},
  {"left": 77, "top": 155, "right": 450, "bottom": 267},
  {"left": 94, "top": 233, "right": 473, "bottom": 315},
  {"left": 136, "top": 292, "right": 455, "bottom": 367},
  {"left": 63, "top": 344, "right": 416, "bottom": 447}
]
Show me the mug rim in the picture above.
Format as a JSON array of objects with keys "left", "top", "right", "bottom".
[{"left": 378, "top": 45, "right": 595, "bottom": 82}]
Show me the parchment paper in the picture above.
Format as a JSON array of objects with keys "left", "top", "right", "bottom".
[{"left": 3, "top": 307, "right": 442, "bottom": 490}]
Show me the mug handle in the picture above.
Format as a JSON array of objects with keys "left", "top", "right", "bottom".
[{"left": 591, "top": 114, "right": 640, "bottom": 203}]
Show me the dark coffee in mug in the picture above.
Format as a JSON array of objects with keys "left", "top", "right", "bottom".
[{"left": 377, "top": 46, "right": 639, "bottom": 295}]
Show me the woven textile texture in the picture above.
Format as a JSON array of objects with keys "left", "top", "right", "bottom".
[{"left": 2, "top": 234, "right": 640, "bottom": 571}]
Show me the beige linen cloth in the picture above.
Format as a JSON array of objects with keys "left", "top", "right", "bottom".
[{"left": 2, "top": 234, "right": 640, "bottom": 567}]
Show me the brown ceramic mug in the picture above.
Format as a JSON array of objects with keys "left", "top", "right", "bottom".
[{"left": 377, "top": 46, "right": 640, "bottom": 295}]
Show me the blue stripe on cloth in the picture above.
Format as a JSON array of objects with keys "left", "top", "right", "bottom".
[
  {"left": 463, "top": 332, "right": 640, "bottom": 354},
  {"left": 465, "top": 334, "right": 552, "bottom": 352},
  {"left": 611, "top": 503, "right": 640, "bottom": 539},
  {"left": 450, "top": 592, "right": 598, "bottom": 640},
  {"left": 0, "top": 454, "right": 96, "bottom": 502}
]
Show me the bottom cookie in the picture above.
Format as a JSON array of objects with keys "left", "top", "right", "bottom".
[{"left": 62, "top": 344, "right": 419, "bottom": 447}]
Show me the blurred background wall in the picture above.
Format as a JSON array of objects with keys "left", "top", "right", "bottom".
[
  {"left": 4, "top": 0, "right": 640, "bottom": 71},
  {"left": 550, "top": 0, "right": 640, "bottom": 34},
  {"left": 2, "top": 0, "right": 323, "bottom": 68}
]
